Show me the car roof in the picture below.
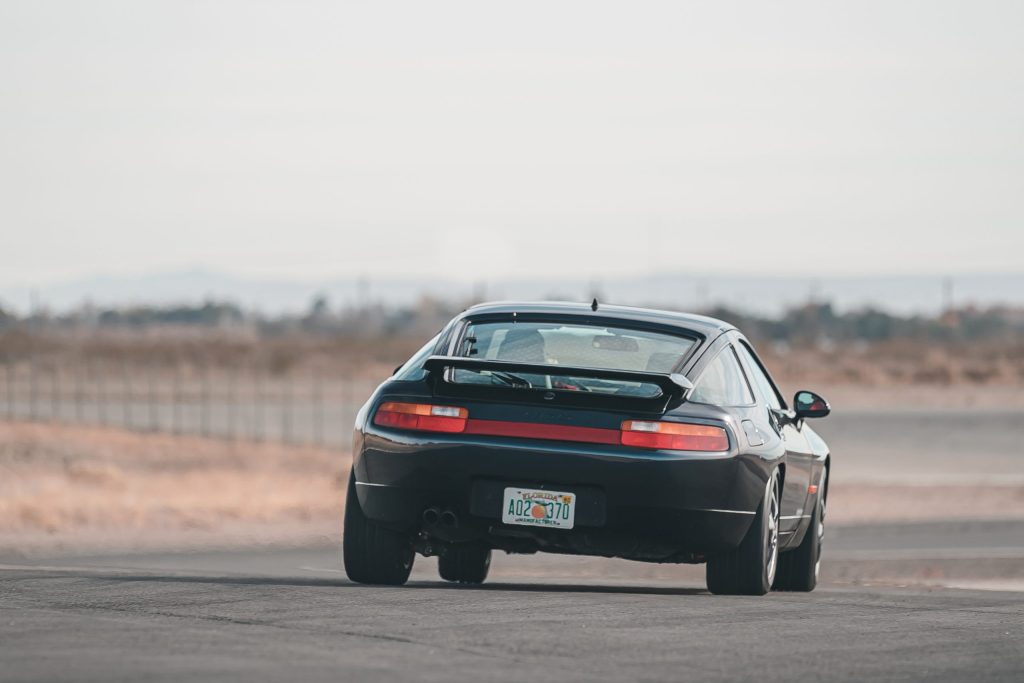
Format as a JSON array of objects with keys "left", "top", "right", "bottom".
[{"left": 459, "top": 301, "right": 735, "bottom": 337}]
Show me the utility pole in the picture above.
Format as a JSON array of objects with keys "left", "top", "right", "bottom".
[
  {"left": 808, "top": 279, "right": 822, "bottom": 306},
  {"left": 942, "top": 277, "right": 954, "bottom": 314}
]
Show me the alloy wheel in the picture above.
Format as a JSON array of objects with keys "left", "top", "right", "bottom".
[
  {"left": 765, "top": 474, "right": 780, "bottom": 585},
  {"left": 814, "top": 495, "right": 825, "bottom": 580}
]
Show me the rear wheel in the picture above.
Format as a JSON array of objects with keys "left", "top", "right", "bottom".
[
  {"left": 706, "top": 470, "right": 780, "bottom": 596},
  {"left": 774, "top": 489, "right": 824, "bottom": 592},
  {"left": 438, "top": 543, "right": 491, "bottom": 584},
  {"left": 343, "top": 474, "right": 414, "bottom": 585}
]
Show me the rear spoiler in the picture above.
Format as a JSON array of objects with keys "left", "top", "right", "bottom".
[{"left": 422, "top": 356, "right": 693, "bottom": 401}]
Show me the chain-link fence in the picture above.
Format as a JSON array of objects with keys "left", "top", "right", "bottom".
[{"left": 1, "top": 359, "right": 383, "bottom": 449}]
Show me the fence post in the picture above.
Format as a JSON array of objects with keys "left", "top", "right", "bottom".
[
  {"left": 148, "top": 366, "right": 158, "bottom": 432},
  {"left": 201, "top": 362, "right": 210, "bottom": 438},
  {"left": 227, "top": 366, "right": 237, "bottom": 440},
  {"left": 313, "top": 368, "right": 324, "bottom": 447},
  {"left": 253, "top": 368, "right": 263, "bottom": 441},
  {"left": 6, "top": 360, "right": 14, "bottom": 421},
  {"left": 49, "top": 362, "right": 59, "bottom": 422},
  {"left": 74, "top": 362, "right": 83, "bottom": 424},
  {"left": 172, "top": 364, "right": 182, "bottom": 435},
  {"left": 342, "top": 368, "right": 353, "bottom": 441},
  {"left": 29, "top": 354, "right": 37, "bottom": 421},
  {"left": 281, "top": 375, "right": 291, "bottom": 444},
  {"left": 96, "top": 360, "right": 107, "bottom": 426},
  {"left": 122, "top": 361, "right": 131, "bottom": 429}
]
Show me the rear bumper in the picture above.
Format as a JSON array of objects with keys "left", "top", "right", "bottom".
[{"left": 353, "top": 427, "right": 771, "bottom": 560}]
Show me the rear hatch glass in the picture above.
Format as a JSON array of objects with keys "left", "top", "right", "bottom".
[{"left": 452, "top": 321, "right": 696, "bottom": 398}]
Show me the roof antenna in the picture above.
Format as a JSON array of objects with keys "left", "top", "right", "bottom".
[{"left": 591, "top": 298, "right": 599, "bottom": 312}]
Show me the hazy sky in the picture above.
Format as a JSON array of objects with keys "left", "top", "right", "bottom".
[{"left": 1, "top": 0, "right": 1022, "bottom": 288}]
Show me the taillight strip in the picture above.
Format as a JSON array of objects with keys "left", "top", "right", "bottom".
[
  {"left": 463, "top": 419, "right": 620, "bottom": 445},
  {"left": 371, "top": 402, "right": 728, "bottom": 452}
]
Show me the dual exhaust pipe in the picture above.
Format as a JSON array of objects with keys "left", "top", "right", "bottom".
[{"left": 422, "top": 506, "right": 458, "bottom": 528}]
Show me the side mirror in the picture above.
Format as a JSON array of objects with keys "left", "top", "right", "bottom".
[{"left": 794, "top": 390, "right": 830, "bottom": 419}]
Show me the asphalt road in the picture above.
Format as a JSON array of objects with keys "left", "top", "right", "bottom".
[
  {"left": 2, "top": 521, "right": 1023, "bottom": 682},
  {"left": 811, "top": 409, "right": 1024, "bottom": 484}
]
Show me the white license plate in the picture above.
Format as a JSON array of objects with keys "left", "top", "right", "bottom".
[{"left": 501, "top": 487, "right": 576, "bottom": 530}]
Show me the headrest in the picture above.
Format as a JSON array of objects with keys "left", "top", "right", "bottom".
[{"left": 498, "top": 329, "right": 546, "bottom": 363}]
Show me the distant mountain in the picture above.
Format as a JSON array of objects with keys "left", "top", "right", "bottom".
[
  {"left": 2, "top": 269, "right": 1022, "bottom": 316},
  {"left": 494, "top": 272, "right": 1024, "bottom": 316},
  {"left": 0, "top": 270, "right": 446, "bottom": 316}
]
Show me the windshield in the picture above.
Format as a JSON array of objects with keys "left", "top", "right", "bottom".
[{"left": 451, "top": 320, "right": 697, "bottom": 397}]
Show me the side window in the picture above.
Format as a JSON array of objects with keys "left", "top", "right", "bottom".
[
  {"left": 736, "top": 342, "right": 784, "bottom": 410},
  {"left": 689, "top": 346, "right": 754, "bottom": 407}
]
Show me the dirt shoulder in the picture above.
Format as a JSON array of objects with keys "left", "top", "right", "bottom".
[{"left": 0, "top": 421, "right": 348, "bottom": 555}]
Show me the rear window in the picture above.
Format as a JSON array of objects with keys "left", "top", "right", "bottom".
[{"left": 452, "top": 320, "right": 697, "bottom": 397}]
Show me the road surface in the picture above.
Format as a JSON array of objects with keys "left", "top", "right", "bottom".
[{"left": 2, "top": 520, "right": 1022, "bottom": 682}]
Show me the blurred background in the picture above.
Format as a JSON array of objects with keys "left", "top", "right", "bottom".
[{"left": 1, "top": 1, "right": 1022, "bottom": 586}]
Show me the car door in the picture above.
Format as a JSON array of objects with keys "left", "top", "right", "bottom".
[{"left": 733, "top": 337, "right": 814, "bottom": 535}]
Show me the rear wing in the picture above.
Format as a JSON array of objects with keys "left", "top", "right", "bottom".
[{"left": 422, "top": 356, "right": 693, "bottom": 402}]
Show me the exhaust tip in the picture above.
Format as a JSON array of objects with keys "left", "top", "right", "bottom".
[
  {"left": 422, "top": 507, "right": 441, "bottom": 526},
  {"left": 439, "top": 510, "right": 458, "bottom": 528}
]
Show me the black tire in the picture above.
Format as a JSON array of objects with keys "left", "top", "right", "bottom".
[
  {"left": 774, "top": 490, "right": 823, "bottom": 592},
  {"left": 706, "top": 470, "right": 780, "bottom": 596},
  {"left": 343, "top": 474, "right": 414, "bottom": 585},
  {"left": 438, "top": 543, "right": 491, "bottom": 584}
]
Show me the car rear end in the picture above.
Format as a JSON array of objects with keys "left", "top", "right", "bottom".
[{"left": 350, "top": 310, "right": 768, "bottom": 564}]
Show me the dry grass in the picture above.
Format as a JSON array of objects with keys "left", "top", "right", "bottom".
[
  {"left": 760, "top": 339, "right": 1024, "bottom": 389},
  {"left": 0, "top": 421, "right": 348, "bottom": 554},
  {"left": 0, "top": 328, "right": 418, "bottom": 379}
]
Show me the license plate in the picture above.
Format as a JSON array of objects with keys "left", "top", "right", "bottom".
[{"left": 501, "top": 487, "right": 576, "bottom": 530}]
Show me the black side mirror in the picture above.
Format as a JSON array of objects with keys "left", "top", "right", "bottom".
[
  {"left": 794, "top": 390, "right": 830, "bottom": 419},
  {"left": 393, "top": 365, "right": 403, "bottom": 376}
]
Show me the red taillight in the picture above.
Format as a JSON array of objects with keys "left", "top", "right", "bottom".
[
  {"left": 620, "top": 420, "right": 729, "bottom": 452},
  {"left": 373, "top": 402, "right": 468, "bottom": 433}
]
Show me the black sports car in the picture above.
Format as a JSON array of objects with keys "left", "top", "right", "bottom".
[{"left": 344, "top": 301, "right": 831, "bottom": 595}]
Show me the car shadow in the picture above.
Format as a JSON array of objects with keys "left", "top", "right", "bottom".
[
  {"left": 25, "top": 571, "right": 708, "bottom": 596},
  {"left": 411, "top": 580, "right": 707, "bottom": 596}
]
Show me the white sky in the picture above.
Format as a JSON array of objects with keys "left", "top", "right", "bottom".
[{"left": 1, "top": 0, "right": 1022, "bottom": 287}]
